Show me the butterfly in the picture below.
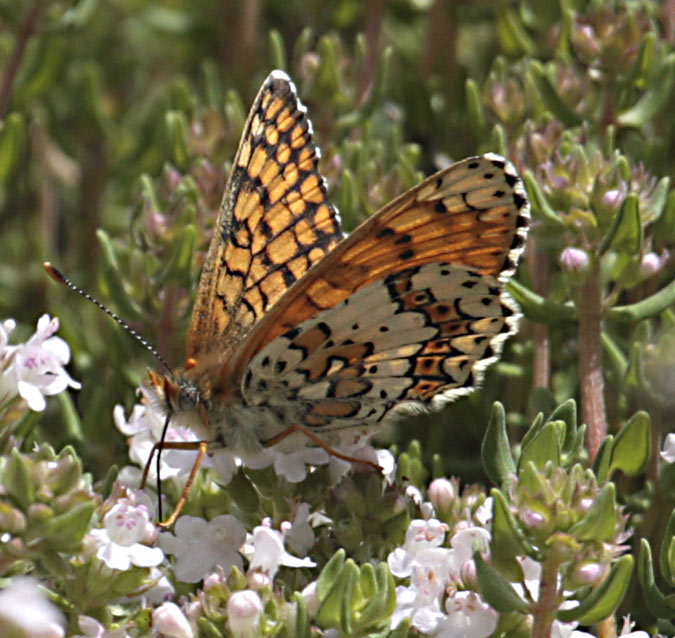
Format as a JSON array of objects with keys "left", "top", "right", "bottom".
[{"left": 145, "top": 70, "right": 529, "bottom": 521}]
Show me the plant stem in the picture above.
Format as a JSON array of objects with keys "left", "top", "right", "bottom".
[
  {"left": 0, "top": 2, "right": 43, "bottom": 118},
  {"left": 579, "top": 260, "right": 607, "bottom": 462},
  {"left": 532, "top": 557, "right": 561, "bottom": 638}
]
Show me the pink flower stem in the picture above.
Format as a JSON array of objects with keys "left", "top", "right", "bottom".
[
  {"left": 579, "top": 260, "right": 607, "bottom": 462},
  {"left": 531, "top": 557, "right": 562, "bottom": 638}
]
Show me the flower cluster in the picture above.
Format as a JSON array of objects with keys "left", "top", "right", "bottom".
[{"left": 0, "top": 314, "right": 80, "bottom": 412}]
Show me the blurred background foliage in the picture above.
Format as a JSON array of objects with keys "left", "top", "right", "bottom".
[{"left": 0, "top": 0, "right": 674, "bottom": 575}]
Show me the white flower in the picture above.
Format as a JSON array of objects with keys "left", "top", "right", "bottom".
[
  {"left": 73, "top": 615, "right": 130, "bottom": 638},
  {"left": 661, "top": 433, "right": 675, "bottom": 463},
  {"left": 0, "top": 576, "right": 65, "bottom": 638},
  {"left": 448, "top": 526, "right": 491, "bottom": 573},
  {"left": 89, "top": 494, "right": 164, "bottom": 570},
  {"left": 227, "top": 590, "right": 263, "bottom": 638},
  {"left": 387, "top": 519, "right": 449, "bottom": 578},
  {"left": 113, "top": 399, "right": 204, "bottom": 482},
  {"left": 284, "top": 503, "right": 315, "bottom": 556},
  {"left": 159, "top": 514, "right": 246, "bottom": 583},
  {"left": 270, "top": 444, "right": 329, "bottom": 482},
  {"left": 436, "top": 591, "right": 498, "bottom": 638},
  {"left": 0, "top": 314, "right": 80, "bottom": 411},
  {"left": 391, "top": 565, "right": 447, "bottom": 631},
  {"left": 152, "top": 602, "right": 193, "bottom": 638},
  {"left": 245, "top": 521, "right": 315, "bottom": 585},
  {"left": 618, "top": 615, "right": 650, "bottom": 638}
]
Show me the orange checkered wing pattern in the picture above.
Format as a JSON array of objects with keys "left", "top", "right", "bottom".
[
  {"left": 226, "top": 154, "right": 530, "bottom": 430},
  {"left": 187, "top": 71, "right": 343, "bottom": 361}
]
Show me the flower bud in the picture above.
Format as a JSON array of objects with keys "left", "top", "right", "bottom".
[
  {"left": 428, "top": 478, "right": 456, "bottom": 517},
  {"left": 152, "top": 602, "right": 193, "bottom": 638},
  {"left": 227, "top": 590, "right": 263, "bottom": 638},
  {"left": 560, "top": 247, "right": 590, "bottom": 275}
]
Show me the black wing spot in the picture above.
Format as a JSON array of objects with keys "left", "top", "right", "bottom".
[
  {"left": 368, "top": 365, "right": 379, "bottom": 374},
  {"left": 379, "top": 326, "right": 390, "bottom": 332},
  {"left": 491, "top": 158, "right": 505, "bottom": 169},
  {"left": 352, "top": 323, "right": 360, "bottom": 330},
  {"left": 434, "top": 201, "right": 447, "bottom": 213},
  {"left": 468, "top": 161, "right": 479, "bottom": 169},
  {"left": 380, "top": 390, "right": 388, "bottom": 399},
  {"left": 484, "top": 172, "right": 494, "bottom": 179},
  {"left": 377, "top": 227, "right": 395, "bottom": 238},
  {"left": 262, "top": 356, "right": 271, "bottom": 368},
  {"left": 399, "top": 249, "right": 415, "bottom": 260},
  {"left": 505, "top": 173, "right": 518, "bottom": 187},
  {"left": 275, "top": 360, "right": 287, "bottom": 373},
  {"left": 395, "top": 234, "right": 412, "bottom": 245},
  {"left": 493, "top": 190, "right": 505, "bottom": 198}
]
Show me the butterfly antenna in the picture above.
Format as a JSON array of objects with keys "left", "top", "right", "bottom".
[{"left": 43, "top": 262, "right": 173, "bottom": 376}]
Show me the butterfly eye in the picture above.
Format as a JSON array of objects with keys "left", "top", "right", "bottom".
[{"left": 178, "top": 382, "right": 200, "bottom": 411}]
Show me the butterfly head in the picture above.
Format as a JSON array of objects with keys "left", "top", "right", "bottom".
[{"left": 146, "top": 367, "right": 210, "bottom": 438}]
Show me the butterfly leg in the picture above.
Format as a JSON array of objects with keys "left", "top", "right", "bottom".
[
  {"left": 140, "top": 440, "right": 209, "bottom": 528},
  {"left": 263, "top": 424, "right": 382, "bottom": 471}
]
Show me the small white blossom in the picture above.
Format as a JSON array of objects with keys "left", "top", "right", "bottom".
[
  {"left": 270, "top": 444, "right": 329, "bottom": 482},
  {"left": 284, "top": 503, "right": 315, "bottom": 556},
  {"left": 436, "top": 591, "right": 498, "bottom": 638},
  {"left": 661, "top": 432, "right": 675, "bottom": 463},
  {"left": 245, "top": 520, "right": 315, "bottom": 585},
  {"left": 73, "top": 615, "right": 130, "bottom": 638},
  {"left": 159, "top": 515, "right": 246, "bottom": 583},
  {"left": 89, "top": 494, "right": 164, "bottom": 571},
  {"left": 0, "top": 577, "right": 65, "bottom": 638},
  {"left": 0, "top": 314, "right": 80, "bottom": 411},
  {"left": 113, "top": 399, "right": 203, "bottom": 482},
  {"left": 152, "top": 602, "right": 193, "bottom": 638},
  {"left": 227, "top": 590, "right": 263, "bottom": 638}
]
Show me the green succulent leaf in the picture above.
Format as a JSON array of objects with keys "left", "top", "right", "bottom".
[
  {"left": 569, "top": 483, "right": 617, "bottom": 542},
  {"left": 609, "top": 411, "right": 650, "bottom": 477},
  {"left": 529, "top": 60, "right": 583, "bottom": 127},
  {"left": 4, "top": 449, "right": 34, "bottom": 510},
  {"left": 660, "top": 511, "right": 675, "bottom": 587},
  {"left": 474, "top": 550, "right": 530, "bottom": 614},
  {"left": 165, "top": 110, "right": 190, "bottom": 170},
  {"left": 618, "top": 53, "right": 675, "bottom": 127},
  {"left": 557, "top": 555, "right": 633, "bottom": 624},
  {"left": 592, "top": 434, "right": 614, "bottom": 483},
  {"left": 639, "top": 540, "right": 675, "bottom": 619},
  {"left": 45, "top": 501, "right": 96, "bottom": 552},
  {"left": 507, "top": 279, "right": 577, "bottom": 324},
  {"left": 608, "top": 277, "right": 675, "bottom": 322},
  {"left": 481, "top": 402, "right": 516, "bottom": 486},
  {"left": 518, "top": 422, "right": 561, "bottom": 470}
]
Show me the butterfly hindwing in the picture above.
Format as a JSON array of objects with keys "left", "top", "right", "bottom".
[
  {"left": 228, "top": 154, "right": 529, "bottom": 386},
  {"left": 187, "top": 71, "right": 344, "bottom": 360}
]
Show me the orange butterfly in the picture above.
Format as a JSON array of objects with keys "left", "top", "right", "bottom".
[{"left": 141, "top": 70, "right": 529, "bottom": 523}]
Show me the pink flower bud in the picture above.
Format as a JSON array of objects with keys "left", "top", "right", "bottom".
[
  {"left": 560, "top": 247, "right": 590, "bottom": 274},
  {"left": 428, "top": 478, "right": 456, "bottom": 516},
  {"left": 227, "top": 590, "right": 263, "bottom": 638},
  {"left": 152, "top": 602, "right": 193, "bottom": 638}
]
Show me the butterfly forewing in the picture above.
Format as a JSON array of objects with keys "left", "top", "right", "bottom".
[{"left": 187, "top": 71, "right": 343, "bottom": 360}]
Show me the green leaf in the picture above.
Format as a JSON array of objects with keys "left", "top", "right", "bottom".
[
  {"left": 56, "top": 391, "right": 83, "bottom": 442},
  {"left": 592, "top": 434, "right": 614, "bottom": 483},
  {"left": 547, "top": 400, "right": 577, "bottom": 454},
  {"left": 638, "top": 540, "right": 675, "bottom": 619},
  {"left": 618, "top": 53, "right": 675, "bottom": 127},
  {"left": 96, "top": 229, "right": 144, "bottom": 321},
  {"left": 507, "top": 279, "right": 577, "bottom": 324},
  {"left": 4, "top": 449, "right": 34, "bottom": 509},
  {"left": 317, "top": 549, "right": 346, "bottom": 602},
  {"left": 609, "top": 411, "right": 650, "bottom": 477},
  {"left": 45, "top": 501, "right": 96, "bottom": 552},
  {"left": 660, "top": 511, "right": 675, "bottom": 586},
  {"left": 602, "top": 193, "right": 642, "bottom": 255},
  {"left": 558, "top": 555, "right": 633, "bottom": 624},
  {"left": 465, "top": 78, "right": 486, "bottom": 134},
  {"left": 608, "top": 277, "right": 675, "bottom": 322},
  {"left": 653, "top": 189, "right": 675, "bottom": 243},
  {"left": 491, "top": 489, "right": 542, "bottom": 576},
  {"left": 529, "top": 60, "right": 583, "bottom": 127},
  {"left": 157, "top": 224, "right": 195, "bottom": 286},
  {"left": 291, "top": 592, "right": 311, "bottom": 638},
  {"left": 0, "top": 112, "right": 26, "bottom": 182},
  {"left": 165, "top": 110, "right": 190, "bottom": 170},
  {"left": 523, "top": 170, "right": 567, "bottom": 229},
  {"left": 474, "top": 551, "right": 530, "bottom": 614},
  {"left": 569, "top": 483, "right": 617, "bottom": 542},
  {"left": 269, "top": 29, "right": 287, "bottom": 71},
  {"left": 518, "top": 422, "right": 561, "bottom": 470},
  {"left": 481, "top": 402, "right": 516, "bottom": 486},
  {"left": 495, "top": 4, "right": 535, "bottom": 56}
]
